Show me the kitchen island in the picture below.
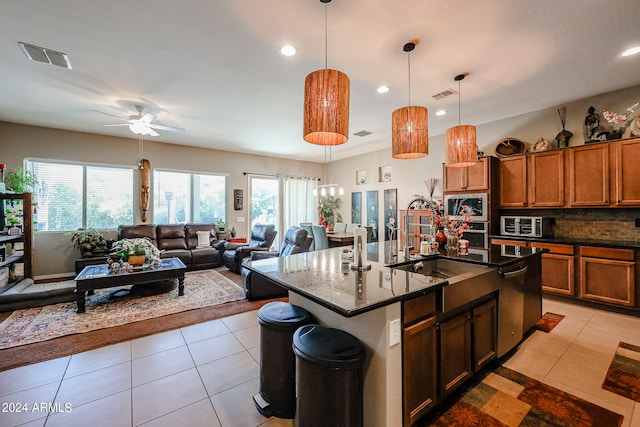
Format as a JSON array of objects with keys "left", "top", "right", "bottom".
[{"left": 243, "top": 243, "right": 542, "bottom": 427}]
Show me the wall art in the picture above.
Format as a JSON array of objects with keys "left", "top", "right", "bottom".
[
  {"left": 351, "top": 192, "right": 361, "bottom": 224},
  {"left": 366, "top": 190, "right": 378, "bottom": 242}
]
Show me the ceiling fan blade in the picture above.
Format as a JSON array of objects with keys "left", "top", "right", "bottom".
[
  {"left": 102, "top": 123, "right": 130, "bottom": 127},
  {"left": 139, "top": 113, "right": 156, "bottom": 124},
  {"left": 93, "top": 109, "right": 129, "bottom": 121},
  {"left": 148, "top": 124, "right": 186, "bottom": 133},
  {"left": 147, "top": 128, "right": 160, "bottom": 137}
]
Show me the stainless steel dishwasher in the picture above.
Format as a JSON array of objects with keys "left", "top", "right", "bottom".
[{"left": 496, "top": 253, "right": 542, "bottom": 357}]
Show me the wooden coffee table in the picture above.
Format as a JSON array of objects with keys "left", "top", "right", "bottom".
[{"left": 73, "top": 257, "right": 187, "bottom": 313}]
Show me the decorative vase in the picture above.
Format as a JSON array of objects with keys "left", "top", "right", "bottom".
[
  {"left": 606, "top": 132, "right": 623, "bottom": 141},
  {"left": 435, "top": 229, "right": 447, "bottom": 249},
  {"left": 127, "top": 255, "right": 146, "bottom": 266},
  {"left": 445, "top": 231, "right": 458, "bottom": 253}
]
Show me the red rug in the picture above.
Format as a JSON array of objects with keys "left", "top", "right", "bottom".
[
  {"left": 602, "top": 341, "right": 640, "bottom": 402},
  {"left": 428, "top": 366, "right": 623, "bottom": 426},
  {"left": 534, "top": 312, "right": 565, "bottom": 333}
]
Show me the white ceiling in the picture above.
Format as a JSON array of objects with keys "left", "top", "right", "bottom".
[{"left": 1, "top": 0, "right": 639, "bottom": 162}]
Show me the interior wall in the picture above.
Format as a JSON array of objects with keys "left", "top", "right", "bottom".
[{"left": 0, "top": 122, "right": 323, "bottom": 278}]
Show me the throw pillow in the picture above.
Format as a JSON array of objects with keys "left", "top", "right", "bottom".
[{"left": 196, "top": 231, "right": 211, "bottom": 248}]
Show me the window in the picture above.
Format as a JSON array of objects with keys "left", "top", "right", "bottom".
[
  {"left": 153, "top": 170, "right": 226, "bottom": 224},
  {"left": 26, "top": 160, "right": 134, "bottom": 231},
  {"left": 249, "top": 175, "right": 279, "bottom": 234}
]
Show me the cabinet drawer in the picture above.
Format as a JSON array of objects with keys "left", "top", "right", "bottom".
[
  {"left": 403, "top": 292, "right": 436, "bottom": 326},
  {"left": 579, "top": 246, "right": 634, "bottom": 261},
  {"left": 531, "top": 242, "right": 574, "bottom": 255}
]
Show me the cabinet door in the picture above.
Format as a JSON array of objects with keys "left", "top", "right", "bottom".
[
  {"left": 615, "top": 138, "right": 640, "bottom": 205},
  {"left": 569, "top": 144, "right": 609, "bottom": 206},
  {"left": 498, "top": 156, "right": 527, "bottom": 207},
  {"left": 403, "top": 315, "right": 437, "bottom": 427},
  {"left": 439, "top": 312, "right": 472, "bottom": 399},
  {"left": 472, "top": 299, "right": 497, "bottom": 370},
  {"left": 540, "top": 253, "right": 575, "bottom": 296},
  {"left": 529, "top": 150, "right": 565, "bottom": 207},
  {"left": 443, "top": 157, "right": 489, "bottom": 192},
  {"left": 580, "top": 256, "right": 635, "bottom": 307}
]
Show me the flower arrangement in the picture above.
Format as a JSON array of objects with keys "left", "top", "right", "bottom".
[
  {"left": 434, "top": 204, "right": 474, "bottom": 237},
  {"left": 602, "top": 102, "right": 639, "bottom": 133},
  {"left": 111, "top": 237, "right": 161, "bottom": 267}
]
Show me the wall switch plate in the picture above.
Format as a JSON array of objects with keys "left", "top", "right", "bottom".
[
  {"left": 238, "top": 217, "right": 245, "bottom": 222},
  {"left": 389, "top": 319, "right": 401, "bottom": 347}
]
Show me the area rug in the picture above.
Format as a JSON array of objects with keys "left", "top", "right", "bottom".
[
  {"left": 428, "top": 366, "right": 623, "bottom": 427},
  {"left": 533, "top": 312, "right": 565, "bottom": 333},
  {"left": 602, "top": 341, "right": 640, "bottom": 402},
  {"left": 0, "top": 269, "right": 245, "bottom": 350}
]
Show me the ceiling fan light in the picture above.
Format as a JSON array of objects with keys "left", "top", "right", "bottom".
[
  {"left": 392, "top": 106, "right": 429, "bottom": 159},
  {"left": 445, "top": 124, "right": 478, "bottom": 167},
  {"left": 304, "top": 69, "right": 350, "bottom": 145},
  {"left": 129, "top": 122, "right": 149, "bottom": 135}
]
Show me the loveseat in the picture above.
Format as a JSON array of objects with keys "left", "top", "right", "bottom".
[{"left": 118, "top": 223, "right": 226, "bottom": 270}]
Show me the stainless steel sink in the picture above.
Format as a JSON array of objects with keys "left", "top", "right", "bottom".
[{"left": 393, "top": 259, "right": 499, "bottom": 312}]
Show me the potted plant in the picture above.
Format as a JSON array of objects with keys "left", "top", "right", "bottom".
[
  {"left": 111, "top": 237, "right": 161, "bottom": 267},
  {"left": 4, "top": 168, "right": 38, "bottom": 193},
  {"left": 64, "top": 228, "right": 110, "bottom": 257},
  {"left": 215, "top": 218, "right": 229, "bottom": 233},
  {"left": 318, "top": 195, "right": 342, "bottom": 229}
]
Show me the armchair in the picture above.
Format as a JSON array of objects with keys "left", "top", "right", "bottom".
[
  {"left": 222, "top": 224, "right": 277, "bottom": 273},
  {"left": 241, "top": 226, "right": 312, "bottom": 300}
]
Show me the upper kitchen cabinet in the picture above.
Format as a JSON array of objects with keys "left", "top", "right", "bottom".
[
  {"left": 498, "top": 156, "right": 527, "bottom": 207},
  {"left": 615, "top": 138, "right": 640, "bottom": 205},
  {"left": 443, "top": 157, "right": 490, "bottom": 193},
  {"left": 569, "top": 144, "right": 609, "bottom": 206},
  {"left": 528, "top": 150, "right": 565, "bottom": 207}
]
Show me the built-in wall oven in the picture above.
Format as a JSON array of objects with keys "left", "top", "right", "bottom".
[{"left": 444, "top": 193, "right": 489, "bottom": 248}]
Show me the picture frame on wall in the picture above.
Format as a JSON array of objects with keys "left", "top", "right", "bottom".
[
  {"left": 379, "top": 165, "right": 392, "bottom": 182},
  {"left": 356, "top": 169, "right": 367, "bottom": 185},
  {"left": 383, "top": 188, "right": 397, "bottom": 261},
  {"left": 233, "top": 189, "right": 243, "bottom": 210},
  {"left": 351, "top": 192, "right": 362, "bottom": 224},
  {"left": 366, "top": 190, "right": 378, "bottom": 242}
]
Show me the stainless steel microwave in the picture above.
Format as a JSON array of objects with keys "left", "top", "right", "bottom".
[
  {"left": 444, "top": 193, "right": 488, "bottom": 222},
  {"left": 500, "top": 216, "right": 554, "bottom": 238}
]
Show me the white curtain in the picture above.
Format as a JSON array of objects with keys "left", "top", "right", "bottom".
[{"left": 282, "top": 176, "right": 317, "bottom": 231}]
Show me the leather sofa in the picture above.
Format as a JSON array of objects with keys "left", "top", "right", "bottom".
[
  {"left": 222, "top": 224, "right": 277, "bottom": 273},
  {"left": 241, "top": 226, "right": 312, "bottom": 300},
  {"left": 118, "top": 223, "right": 227, "bottom": 270}
]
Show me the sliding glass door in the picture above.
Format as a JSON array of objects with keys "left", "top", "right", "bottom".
[{"left": 248, "top": 175, "right": 279, "bottom": 246}]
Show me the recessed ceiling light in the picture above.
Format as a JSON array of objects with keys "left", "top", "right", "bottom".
[
  {"left": 435, "top": 109, "right": 447, "bottom": 116},
  {"left": 280, "top": 45, "right": 296, "bottom": 56},
  {"left": 377, "top": 85, "right": 390, "bottom": 94},
  {"left": 621, "top": 46, "right": 640, "bottom": 57}
]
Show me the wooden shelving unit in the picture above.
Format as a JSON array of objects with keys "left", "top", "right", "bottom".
[{"left": 0, "top": 192, "right": 34, "bottom": 280}]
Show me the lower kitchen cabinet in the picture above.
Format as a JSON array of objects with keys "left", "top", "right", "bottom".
[
  {"left": 439, "top": 298, "right": 497, "bottom": 400},
  {"left": 531, "top": 242, "right": 575, "bottom": 296},
  {"left": 403, "top": 315, "right": 437, "bottom": 426},
  {"left": 579, "top": 246, "right": 635, "bottom": 307}
]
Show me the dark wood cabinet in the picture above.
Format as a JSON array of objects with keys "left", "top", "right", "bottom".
[
  {"left": 528, "top": 150, "right": 565, "bottom": 207},
  {"left": 531, "top": 242, "right": 575, "bottom": 296},
  {"left": 498, "top": 156, "right": 527, "bottom": 207},
  {"left": 439, "top": 311, "right": 472, "bottom": 399},
  {"left": 443, "top": 157, "right": 490, "bottom": 192},
  {"left": 472, "top": 299, "right": 497, "bottom": 371},
  {"left": 569, "top": 144, "right": 609, "bottom": 206},
  {"left": 403, "top": 315, "right": 437, "bottom": 426},
  {"left": 579, "top": 246, "right": 635, "bottom": 307},
  {"left": 615, "top": 138, "right": 640, "bottom": 205}
]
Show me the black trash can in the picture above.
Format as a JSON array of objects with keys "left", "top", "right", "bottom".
[
  {"left": 254, "top": 301, "right": 313, "bottom": 418},
  {"left": 293, "top": 324, "right": 367, "bottom": 427}
]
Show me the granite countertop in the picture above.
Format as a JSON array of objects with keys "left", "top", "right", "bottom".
[
  {"left": 490, "top": 235, "right": 640, "bottom": 250},
  {"left": 244, "top": 242, "right": 541, "bottom": 317}
]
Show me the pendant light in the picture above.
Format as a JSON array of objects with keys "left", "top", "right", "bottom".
[
  {"left": 315, "top": 146, "right": 344, "bottom": 197},
  {"left": 445, "top": 73, "right": 478, "bottom": 167},
  {"left": 303, "top": 0, "right": 350, "bottom": 146},
  {"left": 392, "top": 41, "right": 428, "bottom": 159}
]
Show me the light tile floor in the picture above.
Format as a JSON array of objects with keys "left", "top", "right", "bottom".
[{"left": 0, "top": 299, "right": 638, "bottom": 427}]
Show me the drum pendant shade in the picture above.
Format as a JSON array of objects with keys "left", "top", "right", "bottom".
[
  {"left": 445, "top": 124, "right": 477, "bottom": 167},
  {"left": 304, "top": 68, "right": 350, "bottom": 146},
  {"left": 392, "top": 106, "right": 429, "bottom": 158}
]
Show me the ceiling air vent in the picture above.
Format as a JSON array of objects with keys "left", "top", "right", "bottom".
[
  {"left": 432, "top": 88, "right": 458, "bottom": 101},
  {"left": 353, "top": 130, "right": 372, "bottom": 137},
  {"left": 19, "top": 42, "right": 72, "bottom": 69}
]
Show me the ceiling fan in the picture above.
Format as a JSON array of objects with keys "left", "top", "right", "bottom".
[{"left": 97, "top": 105, "right": 185, "bottom": 136}]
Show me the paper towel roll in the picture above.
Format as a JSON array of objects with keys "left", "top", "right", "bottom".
[{"left": 353, "top": 226, "right": 368, "bottom": 267}]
